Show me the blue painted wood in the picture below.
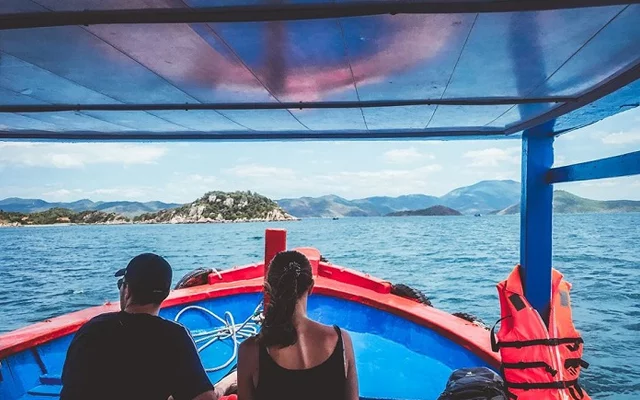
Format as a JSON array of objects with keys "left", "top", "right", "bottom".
[
  {"left": 520, "top": 134, "right": 554, "bottom": 321},
  {"left": 547, "top": 150, "right": 640, "bottom": 183},
  {"left": 1, "top": 292, "right": 490, "bottom": 400}
]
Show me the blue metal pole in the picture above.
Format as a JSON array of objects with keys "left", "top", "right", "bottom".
[{"left": 520, "top": 134, "right": 554, "bottom": 322}]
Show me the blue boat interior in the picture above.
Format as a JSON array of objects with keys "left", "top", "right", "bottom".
[{"left": 0, "top": 293, "right": 488, "bottom": 400}]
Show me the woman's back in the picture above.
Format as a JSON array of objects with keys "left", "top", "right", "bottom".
[
  {"left": 255, "top": 322, "right": 346, "bottom": 400},
  {"left": 236, "top": 251, "right": 358, "bottom": 400}
]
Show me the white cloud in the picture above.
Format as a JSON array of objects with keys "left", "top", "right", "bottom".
[
  {"left": 579, "top": 181, "right": 618, "bottom": 188},
  {"left": 186, "top": 174, "right": 218, "bottom": 184},
  {"left": 554, "top": 155, "right": 568, "bottom": 166},
  {"left": 601, "top": 131, "right": 640, "bottom": 145},
  {"left": 0, "top": 142, "right": 167, "bottom": 168},
  {"left": 383, "top": 147, "right": 434, "bottom": 164},
  {"left": 225, "top": 164, "right": 296, "bottom": 178},
  {"left": 321, "top": 165, "right": 442, "bottom": 182},
  {"left": 42, "top": 189, "right": 83, "bottom": 200},
  {"left": 90, "top": 188, "right": 150, "bottom": 198},
  {"left": 463, "top": 147, "right": 520, "bottom": 167},
  {"left": 40, "top": 187, "right": 153, "bottom": 201},
  {"left": 212, "top": 162, "right": 445, "bottom": 198},
  {"left": 314, "top": 164, "right": 445, "bottom": 196}
]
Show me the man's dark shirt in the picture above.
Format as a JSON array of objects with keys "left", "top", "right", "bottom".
[{"left": 60, "top": 311, "right": 213, "bottom": 400}]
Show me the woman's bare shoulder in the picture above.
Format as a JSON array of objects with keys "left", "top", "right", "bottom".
[
  {"left": 240, "top": 335, "right": 259, "bottom": 349},
  {"left": 239, "top": 336, "right": 260, "bottom": 361}
]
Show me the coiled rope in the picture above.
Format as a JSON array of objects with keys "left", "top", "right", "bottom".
[{"left": 175, "top": 302, "right": 263, "bottom": 372}]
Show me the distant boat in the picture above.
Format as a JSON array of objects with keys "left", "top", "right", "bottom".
[
  {"left": 474, "top": 213, "right": 482, "bottom": 217},
  {"left": 332, "top": 217, "right": 340, "bottom": 220}
]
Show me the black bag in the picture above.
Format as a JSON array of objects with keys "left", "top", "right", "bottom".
[{"left": 438, "top": 367, "right": 508, "bottom": 400}]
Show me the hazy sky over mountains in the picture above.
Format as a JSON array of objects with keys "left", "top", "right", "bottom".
[{"left": 1, "top": 108, "right": 638, "bottom": 203}]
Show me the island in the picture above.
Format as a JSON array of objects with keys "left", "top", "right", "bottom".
[
  {"left": 134, "top": 191, "right": 297, "bottom": 224},
  {"left": 386, "top": 205, "right": 462, "bottom": 217},
  {"left": 0, "top": 191, "right": 297, "bottom": 227},
  {"left": 0, "top": 208, "right": 127, "bottom": 227}
]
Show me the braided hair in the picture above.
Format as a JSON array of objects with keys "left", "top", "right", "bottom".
[{"left": 259, "top": 251, "right": 313, "bottom": 348}]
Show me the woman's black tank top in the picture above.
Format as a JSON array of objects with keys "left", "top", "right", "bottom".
[{"left": 255, "top": 325, "right": 347, "bottom": 400}]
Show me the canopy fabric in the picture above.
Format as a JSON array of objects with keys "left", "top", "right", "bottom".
[{"left": 0, "top": 1, "right": 638, "bottom": 141}]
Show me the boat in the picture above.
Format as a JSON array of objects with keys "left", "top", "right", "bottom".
[
  {"left": 0, "top": 230, "right": 494, "bottom": 399},
  {"left": 0, "top": 1, "right": 639, "bottom": 399}
]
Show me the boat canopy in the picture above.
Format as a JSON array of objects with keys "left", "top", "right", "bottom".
[{"left": 0, "top": 1, "right": 638, "bottom": 141}]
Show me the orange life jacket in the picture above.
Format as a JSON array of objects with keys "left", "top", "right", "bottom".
[{"left": 492, "top": 265, "right": 590, "bottom": 400}]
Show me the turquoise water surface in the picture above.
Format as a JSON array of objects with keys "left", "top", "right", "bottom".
[{"left": 0, "top": 214, "right": 638, "bottom": 398}]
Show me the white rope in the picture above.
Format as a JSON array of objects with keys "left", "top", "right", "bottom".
[
  {"left": 175, "top": 302, "right": 263, "bottom": 372},
  {"left": 211, "top": 268, "right": 223, "bottom": 280}
]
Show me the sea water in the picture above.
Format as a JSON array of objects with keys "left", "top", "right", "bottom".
[{"left": 0, "top": 214, "right": 638, "bottom": 398}]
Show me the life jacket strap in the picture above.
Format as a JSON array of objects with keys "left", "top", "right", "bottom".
[
  {"left": 506, "top": 380, "right": 586, "bottom": 400},
  {"left": 501, "top": 361, "right": 557, "bottom": 377},
  {"left": 493, "top": 336, "right": 583, "bottom": 350},
  {"left": 505, "top": 379, "right": 579, "bottom": 390},
  {"left": 490, "top": 315, "right": 510, "bottom": 352},
  {"left": 564, "top": 358, "right": 589, "bottom": 369},
  {"left": 568, "top": 382, "right": 586, "bottom": 400},
  {"left": 505, "top": 389, "right": 518, "bottom": 400}
]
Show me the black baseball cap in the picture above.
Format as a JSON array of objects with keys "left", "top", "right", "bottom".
[{"left": 115, "top": 253, "right": 172, "bottom": 294}]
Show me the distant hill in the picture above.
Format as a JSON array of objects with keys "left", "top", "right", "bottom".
[
  {"left": 387, "top": 205, "right": 462, "bottom": 217},
  {"left": 352, "top": 194, "right": 441, "bottom": 216},
  {"left": 276, "top": 195, "right": 371, "bottom": 218},
  {"left": 439, "top": 180, "right": 521, "bottom": 215},
  {"left": 0, "top": 198, "right": 181, "bottom": 217},
  {"left": 277, "top": 180, "right": 520, "bottom": 217},
  {"left": 135, "top": 191, "right": 297, "bottom": 224},
  {"left": 495, "top": 190, "right": 640, "bottom": 215}
]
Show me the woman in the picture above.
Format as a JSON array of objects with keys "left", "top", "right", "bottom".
[{"left": 237, "top": 250, "right": 359, "bottom": 400}]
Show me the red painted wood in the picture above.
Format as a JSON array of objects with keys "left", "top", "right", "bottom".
[
  {"left": 0, "top": 264, "right": 499, "bottom": 368},
  {"left": 207, "top": 263, "right": 264, "bottom": 285},
  {"left": 318, "top": 262, "right": 392, "bottom": 294},
  {"left": 264, "top": 229, "right": 287, "bottom": 274},
  {"left": 293, "top": 247, "right": 321, "bottom": 276}
]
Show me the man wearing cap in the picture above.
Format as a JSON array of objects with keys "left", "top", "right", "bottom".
[{"left": 60, "top": 253, "right": 219, "bottom": 400}]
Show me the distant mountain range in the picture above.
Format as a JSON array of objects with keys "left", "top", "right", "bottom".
[
  {"left": 387, "top": 205, "right": 462, "bottom": 217},
  {"left": 277, "top": 180, "right": 640, "bottom": 217},
  {"left": 494, "top": 190, "right": 640, "bottom": 215},
  {"left": 277, "top": 180, "right": 521, "bottom": 217},
  {"left": 2, "top": 180, "right": 639, "bottom": 219},
  {"left": 0, "top": 198, "right": 181, "bottom": 217}
]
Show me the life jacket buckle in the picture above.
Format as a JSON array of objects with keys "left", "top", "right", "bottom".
[{"left": 545, "top": 365, "right": 558, "bottom": 377}]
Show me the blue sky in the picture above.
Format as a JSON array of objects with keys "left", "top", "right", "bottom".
[{"left": 0, "top": 107, "right": 638, "bottom": 203}]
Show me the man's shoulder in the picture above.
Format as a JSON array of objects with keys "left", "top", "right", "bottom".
[
  {"left": 79, "top": 312, "right": 122, "bottom": 332},
  {"left": 77, "top": 312, "right": 191, "bottom": 341},
  {"left": 156, "top": 316, "right": 190, "bottom": 336}
]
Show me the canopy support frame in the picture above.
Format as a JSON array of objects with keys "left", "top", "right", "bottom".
[
  {"left": 547, "top": 150, "right": 640, "bottom": 183},
  {"left": 520, "top": 133, "right": 555, "bottom": 323},
  {"left": 0, "top": 1, "right": 634, "bottom": 30}
]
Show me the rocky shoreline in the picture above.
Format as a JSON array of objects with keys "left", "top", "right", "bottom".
[{"left": 0, "top": 216, "right": 299, "bottom": 228}]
